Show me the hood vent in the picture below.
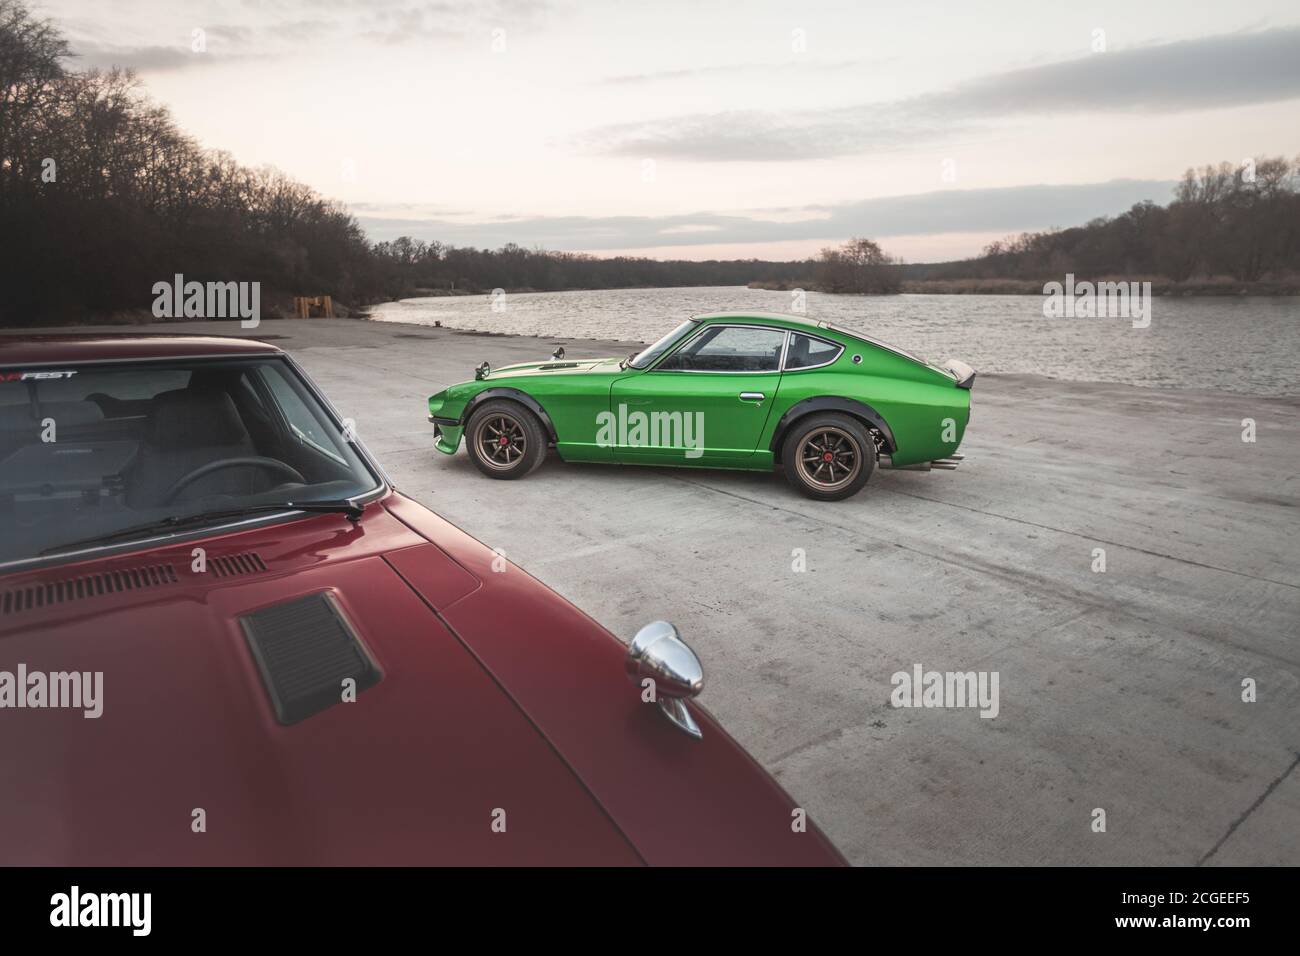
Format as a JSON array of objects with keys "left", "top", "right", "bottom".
[
  {"left": 240, "top": 592, "right": 382, "bottom": 725},
  {"left": 210, "top": 552, "right": 267, "bottom": 578},
  {"left": 1, "top": 562, "right": 178, "bottom": 616}
]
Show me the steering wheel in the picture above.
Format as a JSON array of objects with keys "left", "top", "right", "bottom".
[{"left": 161, "top": 457, "right": 306, "bottom": 504}]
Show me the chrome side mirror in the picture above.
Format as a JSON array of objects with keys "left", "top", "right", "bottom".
[
  {"left": 627, "top": 620, "right": 704, "bottom": 740},
  {"left": 551, "top": 346, "right": 565, "bottom": 361},
  {"left": 475, "top": 361, "right": 490, "bottom": 380}
]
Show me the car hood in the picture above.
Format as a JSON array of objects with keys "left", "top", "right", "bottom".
[
  {"left": 0, "top": 508, "right": 640, "bottom": 865},
  {"left": 384, "top": 496, "right": 847, "bottom": 866},
  {"left": 480, "top": 357, "right": 624, "bottom": 379}
]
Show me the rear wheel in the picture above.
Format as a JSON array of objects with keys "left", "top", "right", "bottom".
[
  {"left": 465, "top": 400, "right": 546, "bottom": 479},
  {"left": 781, "top": 413, "right": 874, "bottom": 501}
]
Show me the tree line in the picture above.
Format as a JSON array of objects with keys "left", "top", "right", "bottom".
[
  {"left": 909, "top": 158, "right": 1300, "bottom": 285},
  {"left": 0, "top": 0, "right": 811, "bottom": 326},
  {"left": 3, "top": 0, "right": 1296, "bottom": 328},
  {"left": 368, "top": 237, "right": 809, "bottom": 298},
  {"left": 0, "top": 0, "right": 378, "bottom": 326}
]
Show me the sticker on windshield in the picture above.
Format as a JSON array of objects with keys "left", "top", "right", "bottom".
[{"left": 0, "top": 370, "right": 78, "bottom": 381}]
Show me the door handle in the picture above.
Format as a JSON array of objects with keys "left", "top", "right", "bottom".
[{"left": 739, "top": 392, "right": 765, "bottom": 403}]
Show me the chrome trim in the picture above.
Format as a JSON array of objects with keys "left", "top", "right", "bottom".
[
  {"left": 739, "top": 392, "right": 765, "bottom": 402},
  {"left": 626, "top": 620, "right": 704, "bottom": 740},
  {"left": 658, "top": 698, "right": 700, "bottom": 740}
]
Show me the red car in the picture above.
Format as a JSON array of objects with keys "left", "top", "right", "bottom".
[{"left": 0, "top": 334, "right": 844, "bottom": 866}]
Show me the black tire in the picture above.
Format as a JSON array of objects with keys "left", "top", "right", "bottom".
[
  {"left": 465, "top": 400, "right": 546, "bottom": 479},
  {"left": 780, "top": 412, "right": 875, "bottom": 501}
]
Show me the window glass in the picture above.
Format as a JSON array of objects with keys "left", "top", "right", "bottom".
[
  {"left": 257, "top": 364, "right": 345, "bottom": 462},
  {"left": 785, "top": 333, "right": 842, "bottom": 370},
  {"left": 0, "top": 357, "right": 379, "bottom": 566},
  {"left": 657, "top": 326, "right": 786, "bottom": 372},
  {"left": 629, "top": 320, "right": 696, "bottom": 369}
]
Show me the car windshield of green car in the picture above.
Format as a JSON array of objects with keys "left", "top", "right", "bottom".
[
  {"left": 628, "top": 319, "right": 697, "bottom": 368},
  {"left": 0, "top": 356, "right": 382, "bottom": 567}
]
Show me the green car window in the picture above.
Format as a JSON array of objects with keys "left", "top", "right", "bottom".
[
  {"left": 785, "top": 333, "right": 843, "bottom": 370},
  {"left": 629, "top": 320, "right": 696, "bottom": 368},
  {"left": 657, "top": 326, "right": 786, "bottom": 372}
]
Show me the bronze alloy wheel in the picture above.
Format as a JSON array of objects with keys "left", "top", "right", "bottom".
[
  {"left": 795, "top": 426, "right": 862, "bottom": 491},
  {"left": 474, "top": 413, "right": 527, "bottom": 471}
]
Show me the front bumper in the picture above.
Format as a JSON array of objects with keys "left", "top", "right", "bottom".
[{"left": 429, "top": 416, "right": 464, "bottom": 455}]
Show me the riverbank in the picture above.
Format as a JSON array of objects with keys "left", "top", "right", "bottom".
[
  {"left": 750, "top": 276, "right": 1300, "bottom": 295},
  {"left": 3, "top": 316, "right": 1297, "bottom": 865},
  {"left": 13, "top": 272, "right": 1299, "bottom": 331}
]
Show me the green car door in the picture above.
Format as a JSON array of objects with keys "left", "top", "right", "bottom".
[{"left": 609, "top": 324, "right": 786, "bottom": 465}]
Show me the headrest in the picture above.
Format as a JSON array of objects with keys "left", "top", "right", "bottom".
[{"left": 147, "top": 389, "right": 249, "bottom": 448}]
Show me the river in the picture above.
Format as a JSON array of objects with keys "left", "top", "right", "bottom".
[{"left": 368, "top": 287, "right": 1299, "bottom": 397}]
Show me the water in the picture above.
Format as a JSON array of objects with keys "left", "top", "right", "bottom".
[{"left": 368, "top": 287, "right": 1300, "bottom": 397}]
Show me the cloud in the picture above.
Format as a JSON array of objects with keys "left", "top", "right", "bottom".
[
  {"left": 350, "top": 0, "right": 559, "bottom": 44},
  {"left": 574, "top": 106, "right": 967, "bottom": 161},
  {"left": 937, "top": 26, "right": 1300, "bottom": 115},
  {"left": 579, "top": 27, "right": 1300, "bottom": 161},
  {"left": 601, "top": 57, "right": 892, "bottom": 86},
  {"left": 354, "top": 178, "right": 1178, "bottom": 255},
  {"left": 61, "top": 0, "right": 561, "bottom": 71},
  {"left": 67, "top": 42, "right": 264, "bottom": 72}
]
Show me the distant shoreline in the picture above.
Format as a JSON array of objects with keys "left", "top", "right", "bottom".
[
  {"left": 8, "top": 278, "right": 1300, "bottom": 329},
  {"left": 749, "top": 277, "right": 1300, "bottom": 296}
]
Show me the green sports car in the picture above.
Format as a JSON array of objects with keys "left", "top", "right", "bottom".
[{"left": 426, "top": 312, "right": 974, "bottom": 501}]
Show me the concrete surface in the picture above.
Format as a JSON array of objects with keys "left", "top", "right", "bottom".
[{"left": 12, "top": 318, "right": 1300, "bottom": 865}]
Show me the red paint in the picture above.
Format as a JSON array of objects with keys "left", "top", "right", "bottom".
[{"left": 0, "top": 335, "right": 846, "bottom": 866}]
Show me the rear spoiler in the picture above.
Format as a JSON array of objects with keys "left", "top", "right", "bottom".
[{"left": 940, "top": 359, "right": 976, "bottom": 389}]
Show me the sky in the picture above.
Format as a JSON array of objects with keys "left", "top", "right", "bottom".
[{"left": 36, "top": 0, "right": 1300, "bottom": 262}]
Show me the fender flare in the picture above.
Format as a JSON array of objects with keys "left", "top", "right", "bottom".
[
  {"left": 461, "top": 387, "right": 558, "bottom": 444},
  {"left": 770, "top": 397, "right": 897, "bottom": 461}
]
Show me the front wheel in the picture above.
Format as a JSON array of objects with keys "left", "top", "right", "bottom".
[
  {"left": 465, "top": 400, "right": 546, "bottom": 479},
  {"left": 781, "top": 413, "right": 874, "bottom": 501}
]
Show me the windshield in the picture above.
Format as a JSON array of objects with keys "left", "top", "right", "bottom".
[
  {"left": 628, "top": 319, "right": 697, "bottom": 369},
  {"left": 0, "top": 356, "right": 382, "bottom": 566}
]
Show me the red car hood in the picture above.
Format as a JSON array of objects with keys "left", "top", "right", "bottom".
[
  {"left": 0, "top": 496, "right": 844, "bottom": 865},
  {"left": 0, "top": 508, "right": 637, "bottom": 865}
]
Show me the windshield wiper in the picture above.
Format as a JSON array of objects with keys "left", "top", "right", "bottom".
[{"left": 39, "top": 499, "right": 365, "bottom": 556}]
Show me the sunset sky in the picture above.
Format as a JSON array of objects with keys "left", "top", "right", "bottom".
[{"left": 36, "top": 0, "right": 1300, "bottom": 261}]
